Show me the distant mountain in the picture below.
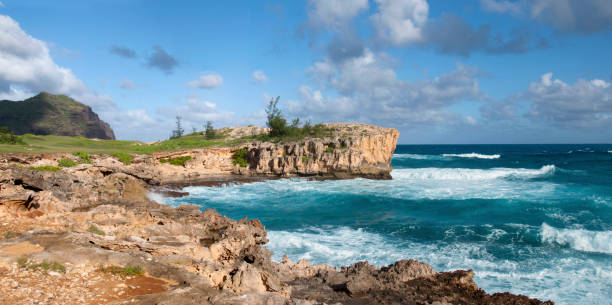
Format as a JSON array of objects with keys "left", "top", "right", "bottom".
[{"left": 0, "top": 92, "right": 115, "bottom": 140}]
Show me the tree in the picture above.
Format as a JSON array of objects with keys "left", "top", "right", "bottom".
[
  {"left": 205, "top": 121, "right": 216, "bottom": 139},
  {"left": 265, "top": 96, "right": 287, "bottom": 137},
  {"left": 171, "top": 116, "right": 184, "bottom": 139}
]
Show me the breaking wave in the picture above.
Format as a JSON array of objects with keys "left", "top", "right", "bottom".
[
  {"left": 391, "top": 165, "right": 555, "bottom": 181},
  {"left": 541, "top": 223, "right": 612, "bottom": 255},
  {"left": 442, "top": 153, "right": 501, "bottom": 159}
]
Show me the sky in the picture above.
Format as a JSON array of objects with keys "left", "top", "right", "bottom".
[{"left": 0, "top": 0, "right": 611, "bottom": 144}]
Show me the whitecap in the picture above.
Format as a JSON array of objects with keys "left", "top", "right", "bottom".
[
  {"left": 442, "top": 153, "right": 501, "bottom": 159},
  {"left": 540, "top": 223, "right": 612, "bottom": 255},
  {"left": 390, "top": 165, "right": 555, "bottom": 181},
  {"left": 393, "top": 153, "right": 445, "bottom": 160}
]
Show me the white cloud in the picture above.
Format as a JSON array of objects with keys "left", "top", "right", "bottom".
[
  {"left": 157, "top": 94, "right": 234, "bottom": 126},
  {"left": 252, "top": 70, "right": 268, "bottom": 83},
  {"left": 307, "top": 0, "right": 369, "bottom": 29},
  {"left": 292, "top": 49, "right": 484, "bottom": 129},
  {"left": 479, "top": 0, "right": 522, "bottom": 15},
  {"left": 522, "top": 73, "right": 612, "bottom": 127},
  {"left": 187, "top": 73, "right": 223, "bottom": 89},
  {"left": 0, "top": 15, "right": 88, "bottom": 97},
  {"left": 371, "top": 0, "right": 429, "bottom": 45}
]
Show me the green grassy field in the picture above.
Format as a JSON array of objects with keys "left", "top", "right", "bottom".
[{"left": 0, "top": 132, "right": 247, "bottom": 154}]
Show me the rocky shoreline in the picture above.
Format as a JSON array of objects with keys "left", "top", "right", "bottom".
[{"left": 0, "top": 124, "right": 554, "bottom": 304}]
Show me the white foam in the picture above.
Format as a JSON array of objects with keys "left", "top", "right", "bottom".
[
  {"left": 442, "top": 153, "right": 501, "bottom": 159},
  {"left": 393, "top": 153, "right": 446, "bottom": 160},
  {"left": 540, "top": 223, "right": 612, "bottom": 255},
  {"left": 266, "top": 226, "right": 612, "bottom": 305},
  {"left": 146, "top": 192, "right": 166, "bottom": 203},
  {"left": 390, "top": 165, "right": 555, "bottom": 181}
]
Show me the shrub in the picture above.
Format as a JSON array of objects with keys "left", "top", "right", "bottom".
[
  {"left": 325, "top": 146, "right": 334, "bottom": 153},
  {"left": 72, "top": 151, "right": 92, "bottom": 164},
  {"left": 97, "top": 265, "right": 144, "bottom": 276},
  {"left": 87, "top": 224, "right": 105, "bottom": 236},
  {"left": 0, "top": 126, "right": 25, "bottom": 145},
  {"left": 110, "top": 152, "right": 133, "bottom": 165},
  {"left": 160, "top": 155, "right": 192, "bottom": 166},
  {"left": 232, "top": 148, "right": 248, "bottom": 167},
  {"left": 30, "top": 165, "right": 60, "bottom": 172},
  {"left": 301, "top": 156, "right": 309, "bottom": 163},
  {"left": 57, "top": 158, "right": 77, "bottom": 167}
]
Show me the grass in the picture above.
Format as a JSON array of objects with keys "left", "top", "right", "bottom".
[
  {"left": 30, "top": 165, "right": 60, "bottom": 172},
  {"left": 87, "top": 224, "right": 105, "bottom": 236},
  {"left": 232, "top": 148, "right": 248, "bottom": 167},
  {"left": 110, "top": 152, "right": 133, "bottom": 165},
  {"left": 73, "top": 151, "right": 92, "bottom": 164},
  {"left": 160, "top": 155, "right": 192, "bottom": 166},
  {"left": 97, "top": 265, "right": 144, "bottom": 276},
  {"left": 57, "top": 158, "right": 77, "bottom": 167},
  {"left": 0, "top": 124, "right": 337, "bottom": 154},
  {"left": 18, "top": 258, "right": 66, "bottom": 273}
]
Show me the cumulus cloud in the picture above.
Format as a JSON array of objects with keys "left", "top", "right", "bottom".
[
  {"left": 522, "top": 73, "right": 612, "bottom": 128},
  {"left": 109, "top": 45, "right": 137, "bottom": 59},
  {"left": 292, "top": 49, "right": 485, "bottom": 128},
  {"left": 252, "top": 70, "right": 268, "bottom": 83},
  {"left": 156, "top": 95, "right": 234, "bottom": 127},
  {"left": 481, "top": 0, "right": 612, "bottom": 33},
  {"left": 423, "top": 13, "right": 539, "bottom": 56},
  {"left": 147, "top": 45, "right": 178, "bottom": 74},
  {"left": 0, "top": 15, "right": 88, "bottom": 98},
  {"left": 371, "top": 0, "right": 429, "bottom": 45},
  {"left": 187, "top": 73, "right": 223, "bottom": 89},
  {"left": 306, "top": 0, "right": 369, "bottom": 30}
]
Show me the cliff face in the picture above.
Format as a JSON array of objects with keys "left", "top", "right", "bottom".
[
  {"left": 151, "top": 123, "right": 399, "bottom": 182},
  {"left": 238, "top": 123, "right": 399, "bottom": 179},
  {"left": 0, "top": 92, "right": 115, "bottom": 140}
]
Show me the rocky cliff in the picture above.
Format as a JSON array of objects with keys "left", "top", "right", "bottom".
[
  {"left": 0, "top": 161, "right": 554, "bottom": 305},
  {"left": 0, "top": 92, "right": 115, "bottom": 140}
]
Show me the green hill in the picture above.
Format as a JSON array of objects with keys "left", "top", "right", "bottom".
[{"left": 0, "top": 92, "right": 115, "bottom": 140}]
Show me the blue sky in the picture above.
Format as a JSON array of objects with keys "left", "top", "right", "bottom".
[{"left": 0, "top": 0, "right": 611, "bottom": 143}]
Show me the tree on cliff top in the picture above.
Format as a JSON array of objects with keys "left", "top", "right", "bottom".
[{"left": 265, "top": 96, "right": 287, "bottom": 137}]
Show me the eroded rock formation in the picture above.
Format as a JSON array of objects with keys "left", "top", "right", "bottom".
[{"left": 0, "top": 157, "right": 554, "bottom": 304}]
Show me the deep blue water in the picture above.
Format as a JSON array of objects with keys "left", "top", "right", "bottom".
[{"left": 163, "top": 144, "right": 612, "bottom": 305}]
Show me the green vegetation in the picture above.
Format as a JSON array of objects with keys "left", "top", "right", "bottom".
[
  {"left": 263, "top": 97, "right": 333, "bottom": 142},
  {"left": 3, "top": 231, "right": 12, "bottom": 239},
  {"left": 73, "top": 151, "right": 92, "bottom": 164},
  {"left": 171, "top": 116, "right": 185, "bottom": 139},
  {"left": 57, "top": 158, "right": 77, "bottom": 167},
  {"left": 87, "top": 224, "right": 105, "bottom": 236},
  {"left": 110, "top": 152, "right": 133, "bottom": 165},
  {"left": 302, "top": 156, "right": 309, "bottom": 163},
  {"left": 160, "top": 155, "right": 192, "bottom": 166},
  {"left": 325, "top": 146, "right": 334, "bottom": 153},
  {"left": 232, "top": 148, "right": 248, "bottom": 167},
  {"left": 205, "top": 121, "right": 217, "bottom": 139},
  {"left": 97, "top": 265, "right": 144, "bottom": 276},
  {"left": 0, "top": 127, "right": 25, "bottom": 144},
  {"left": 18, "top": 258, "right": 66, "bottom": 273},
  {"left": 30, "top": 165, "right": 60, "bottom": 172}
]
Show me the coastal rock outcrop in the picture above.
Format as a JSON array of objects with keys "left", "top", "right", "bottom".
[{"left": 0, "top": 160, "right": 554, "bottom": 304}]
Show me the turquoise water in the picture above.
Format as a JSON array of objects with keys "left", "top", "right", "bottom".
[{"left": 163, "top": 145, "right": 612, "bottom": 305}]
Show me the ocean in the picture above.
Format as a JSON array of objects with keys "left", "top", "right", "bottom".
[{"left": 163, "top": 144, "right": 612, "bottom": 305}]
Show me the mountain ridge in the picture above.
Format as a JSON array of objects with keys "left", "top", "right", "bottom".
[{"left": 0, "top": 92, "right": 115, "bottom": 140}]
